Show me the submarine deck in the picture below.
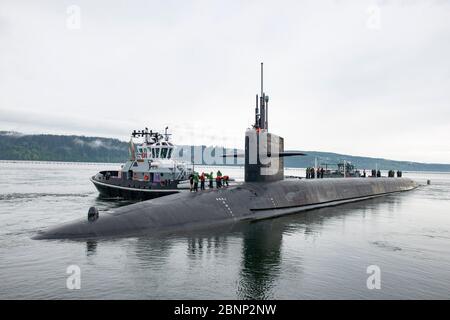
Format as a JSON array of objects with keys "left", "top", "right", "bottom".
[{"left": 34, "top": 177, "right": 417, "bottom": 240}]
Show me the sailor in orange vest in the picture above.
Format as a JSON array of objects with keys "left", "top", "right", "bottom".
[
  {"left": 215, "top": 175, "right": 221, "bottom": 188},
  {"left": 200, "top": 172, "right": 206, "bottom": 190},
  {"left": 216, "top": 170, "right": 223, "bottom": 188},
  {"left": 223, "top": 175, "right": 229, "bottom": 186}
]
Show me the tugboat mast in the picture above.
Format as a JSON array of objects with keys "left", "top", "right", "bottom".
[{"left": 131, "top": 128, "right": 169, "bottom": 144}]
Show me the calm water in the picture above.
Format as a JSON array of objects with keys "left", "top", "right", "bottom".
[{"left": 0, "top": 161, "right": 449, "bottom": 299}]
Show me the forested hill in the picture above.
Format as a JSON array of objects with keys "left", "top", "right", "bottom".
[
  {"left": 0, "top": 131, "right": 128, "bottom": 163},
  {"left": 283, "top": 151, "right": 450, "bottom": 172},
  {"left": 1, "top": 131, "right": 450, "bottom": 172}
]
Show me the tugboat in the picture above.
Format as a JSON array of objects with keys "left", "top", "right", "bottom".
[{"left": 90, "top": 127, "right": 194, "bottom": 200}]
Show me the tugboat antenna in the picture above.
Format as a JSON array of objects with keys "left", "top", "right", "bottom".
[{"left": 164, "top": 126, "right": 171, "bottom": 141}]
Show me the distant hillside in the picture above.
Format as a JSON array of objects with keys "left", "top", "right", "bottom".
[
  {"left": 0, "top": 131, "right": 128, "bottom": 163},
  {"left": 283, "top": 151, "right": 450, "bottom": 172},
  {"left": 1, "top": 131, "right": 450, "bottom": 171}
]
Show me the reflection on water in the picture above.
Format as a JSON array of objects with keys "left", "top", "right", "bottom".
[
  {"left": 237, "top": 221, "right": 283, "bottom": 299},
  {"left": 0, "top": 162, "right": 449, "bottom": 299},
  {"left": 187, "top": 236, "right": 230, "bottom": 258},
  {"left": 86, "top": 241, "right": 97, "bottom": 256},
  {"left": 110, "top": 194, "right": 417, "bottom": 299}
]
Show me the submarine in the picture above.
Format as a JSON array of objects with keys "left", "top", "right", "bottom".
[{"left": 34, "top": 63, "right": 418, "bottom": 240}]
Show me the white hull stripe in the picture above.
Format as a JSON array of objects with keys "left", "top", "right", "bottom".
[{"left": 90, "top": 178, "right": 180, "bottom": 193}]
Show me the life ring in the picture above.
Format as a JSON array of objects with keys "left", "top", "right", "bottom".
[
  {"left": 144, "top": 174, "right": 149, "bottom": 181},
  {"left": 160, "top": 180, "right": 166, "bottom": 186}
]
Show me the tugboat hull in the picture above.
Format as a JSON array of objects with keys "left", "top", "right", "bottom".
[{"left": 90, "top": 177, "right": 179, "bottom": 200}]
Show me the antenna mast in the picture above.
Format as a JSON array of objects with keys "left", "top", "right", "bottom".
[
  {"left": 254, "top": 62, "right": 269, "bottom": 130},
  {"left": 261, "top": 62, "right": 263, "bottom": 97}
]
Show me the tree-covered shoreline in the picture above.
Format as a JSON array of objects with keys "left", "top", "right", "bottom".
[{"left": 1, "top": 131, "right": 449, "bottom": 171}]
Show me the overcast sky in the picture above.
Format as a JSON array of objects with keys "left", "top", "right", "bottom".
[{"left": 1, "top": 0, "right": 449, "bottom": 163}]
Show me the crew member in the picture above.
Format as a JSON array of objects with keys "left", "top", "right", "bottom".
[
  {"left": 209, "top": 172, "right": 214, "bottom": 188},
  {"left": 200, "top": 172, "right": 206, "bottom": 190},
  {"left": 216, "top": 175, "right": 222, "bottom": 188},
  {"left": 216, "top": 170, "right": 223, "bottom": 188},
  {"left": 193, "top": 172, "right": 199, "bottom": 192},
  {"left": 189, "top": 173, "right": 194, "bottom": 192},
  {"left": 223, "top": 175, "right": 229, "bottom": 186}
]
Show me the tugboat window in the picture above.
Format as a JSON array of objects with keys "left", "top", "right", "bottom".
[
  {"left": 151, "top": 148, "right": 156, "bottom": 158},
  {"left": 155, "top": 148, "right": 160, "bottom": 158},
  {"left": 168, "top": 149, "right": 173, "bottom": 159},
  {"left": 161, "top": 148, "right": 168, "bottom": 158}
]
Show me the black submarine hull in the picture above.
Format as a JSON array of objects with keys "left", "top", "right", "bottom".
[{"left": 34, "top": 177, "right": 417, "bottom": 240}]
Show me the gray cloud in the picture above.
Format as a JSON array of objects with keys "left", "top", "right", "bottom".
[{"left": 0, "top": 0, "right": 449, "bottom": 163}]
